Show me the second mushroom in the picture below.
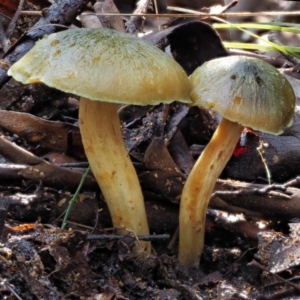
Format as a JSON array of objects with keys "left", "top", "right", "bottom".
[{"left": 179, "top": 56, "right": 296, "bottom": 267}]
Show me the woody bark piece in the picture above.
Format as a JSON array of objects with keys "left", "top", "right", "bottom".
[
  {"left": 0, "top": 163, "right": 98, "bottom": 190},
  {"left": 0, "top": 135, "right": 44, "bottom": 165},
  {"left": 0, "top": 136, "right": 96, "bottom": 190},
  {"left": 19, "top": 162, "right": 97, "bottom": 191},
  {"left": 213, "top": 179, "right": 300, "bottom": 220},
  {"left": 0, "top": 0, "right": 87, "bottom": 87},
  {"left": 223, "top": 131, "right": 300, "bottom": 183},
  {"left": 0, "top": 110, "right": 84, "bottom": 160},
  {"left": 93, "top": 0, "right": 125, "bottom": 31},
  {"left": 0, "top": 163, "right": 27, "bottom": 182},
  {"left": 57, "top": 197, "right": 179, "bottom": 233}
]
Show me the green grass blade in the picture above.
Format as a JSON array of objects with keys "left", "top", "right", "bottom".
[
  {"left": 223, "top": 42, "right": 300, "bottom": 53},
  {"left": 61, "top": 166, "right": 91, "bottom": 229},
  {"left": 212, "top": 18, "right": 300, "bottom": 59},
  {"left": 213, "top": 22, "right": 300, "bottom": 34}
]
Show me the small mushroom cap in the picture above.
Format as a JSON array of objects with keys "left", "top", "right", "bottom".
[
  {"left": 8, "top": 28, "right": 190, "bottom": 105},
  {"left": 190, "top": 56, "right": 296, "bottom": 135}
]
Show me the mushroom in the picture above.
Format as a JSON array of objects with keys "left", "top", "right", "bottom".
[
  {"left": 8, "top": 28, "right": 191, "bottom": 254},
  {"left": 178, "top": 55, "right": 296, "bottom": 266}
]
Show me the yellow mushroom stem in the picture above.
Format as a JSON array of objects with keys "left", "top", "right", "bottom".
[
  {"left": 179, "top": 118, "right": 243, "bottom": 267},
  {"left": 79, "top": 97, "right": 150, "bottom": 253}
]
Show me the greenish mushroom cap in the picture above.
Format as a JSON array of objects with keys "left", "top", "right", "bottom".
[
  {"left": 190, "top": 56, "right": 295, "bottom": 135},
  {"left": 8, "top": 28, "right": 191, "bottom": 105}
]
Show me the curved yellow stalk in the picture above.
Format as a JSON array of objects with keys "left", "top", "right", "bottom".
[
  {"left": 79, "top": 97, "right": 150, "bottom": 253},
  {"left": 179, "top": 118, "right": 243, "bottom": 266}
]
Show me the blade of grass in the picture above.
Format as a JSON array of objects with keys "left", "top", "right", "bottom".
[
  {"left": 212, "top": 17, "right": 300, "bottom": 60},
  {"left": 61, "top": 165, "right": 91, "bottom": 229},
  {"left": 263, "top": 21, "right": 300, "bottom": 28},
  {"left": 223, "top": 42, "right": 300, "bottom": 53},
  {"left": 213, "top": 23, "right": 300, "bottom": 34}
]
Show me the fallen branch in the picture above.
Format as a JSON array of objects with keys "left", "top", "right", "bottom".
[
  {"left": 212, "top": 179, "right": 300, "bottom": 219},
  {"left": 0, "top": 110, "right": 84, "bottom": 159},
  {"left": 0, "top": 0, "right": 87, "bottom": 87}
]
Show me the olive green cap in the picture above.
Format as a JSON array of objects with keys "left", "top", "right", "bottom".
[
  {"left": 8, "top": 28, "right": 191, "bottom": 105},
  {"left": 190, "top": 56, "right": 295, "bottom": 135}
]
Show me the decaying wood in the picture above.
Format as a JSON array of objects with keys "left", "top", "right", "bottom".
[
  {"left": 0, "top": 0, "right": 88, "bottom": 86},
  {"left": 0, "top": 135, "right": 44, "bottom": 165},
  {"left": 94, "top": 0, "right": 125, "bottom": 31},
  {"left": 18, "top": 162, "right": 97, "bottom": 191},
  {"left": 87, "top": 199, "right": 179, "bottom": 233},
  {"left": 223, "top": 132, "right": 300, "bottom": 182},
  {"left": 212, "top": 179, "right": 300, "bottom": 219},
  {"left": 0, "top": 162, "right": 98, "bottom": 191},
  {"left": 146, "top": 177, "right": 300, "bottom": 232},
  {"left": 0, "top": 110, "right": 85, "bottom": 160},
  {"left": 0, "top": 136, "right": 97, "bottom": 191},
  {"left": 7, "top": 176, "right": 300, "bottom": 237}
]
